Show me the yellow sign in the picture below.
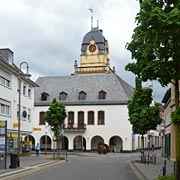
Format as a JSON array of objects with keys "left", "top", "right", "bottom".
[
  {"left": 13, "top": 122, "right": 21, "bottom": 128},
  {"left": 33, "top": 127, "right": 41, "bottom": 131},
  {"left": 0, "top": 121, "right": 5, "bottom": 127},
  {"left": 7, "top": 133, "right": 22, "bottom": 138},
  {"left": 22, "top": 141, "right": 32, "bottom": 145}
]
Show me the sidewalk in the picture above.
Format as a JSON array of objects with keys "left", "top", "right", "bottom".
[
  {"left": 0, "top": 151, "right": 176, "bottom": 180},
  {"left": 0, "top": 153, "right": 62, "bottom": 180},
  {"left": 130, "top": 150, "right": 176, "bottom": 180}
]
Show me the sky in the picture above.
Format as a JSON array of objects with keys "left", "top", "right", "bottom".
[{"left": 0, "top": 0, "right": 169, "bottom": 102}]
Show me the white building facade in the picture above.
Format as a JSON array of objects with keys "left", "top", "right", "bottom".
[
  {"left": 31, "top": 26, "right": 134, "bottom": 152},
  {"left": 0, "top": 48, "right": 37, "bottom": 153}
]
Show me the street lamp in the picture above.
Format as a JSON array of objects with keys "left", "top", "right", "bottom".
[
  {"left": 17, "top": 62, "right": 31, "bottom": 161},
  {"left": 45, "top": 131, "right": 47, "bottom": 156}
]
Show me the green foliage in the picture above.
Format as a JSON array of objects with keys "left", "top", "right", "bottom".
[
  {"left": 172, "top": 108, "right": 180, "bottom": 125},
  {"left": 125, "top": 0, "right": 180, "bottom": 86},
  {"left": 44, "top": 98, "right": 67, "bottom": 140},
  {"left": 126, "top": 1, "right": 180, "bottom": 178},
  {"left": 156, "top": 175, "right": 176, "bottom": 180},
  {"left": 128, "top": 77, "right": 162, "bottom": 136}
]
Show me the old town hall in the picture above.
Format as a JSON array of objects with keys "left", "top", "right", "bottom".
[{"left": 31, "top": 24, "right": 134, "bottom": 152}]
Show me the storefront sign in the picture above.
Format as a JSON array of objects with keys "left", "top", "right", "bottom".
[
  {"left": 33, "top": 127, "right": 41, "bottom": 131},
  {"left": 7, "top": 133, "right": 22, "bottom": 138},
  {"left": 13, "top": 122, "right": 21, "bottom": 128}
]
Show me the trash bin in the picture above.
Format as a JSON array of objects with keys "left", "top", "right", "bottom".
[
  {"left": 0, "top": 154, "right": 4, "bottom": 169},
  {"left": 9, "top": 154, "right": 19, "bottom": 168}
]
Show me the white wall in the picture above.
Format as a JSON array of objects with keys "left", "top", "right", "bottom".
[
  {"left": 0, "top": 66, "right": 35, "bottom": 135},
  {"left": 32, "top": 104, "right": 133, "bottom": 151}
]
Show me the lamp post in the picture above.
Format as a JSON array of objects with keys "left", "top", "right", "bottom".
[{"left": 17, "top": 62, "right": 31, "bottom": 160}]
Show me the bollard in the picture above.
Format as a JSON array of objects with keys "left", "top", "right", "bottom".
[
  {"left": 164, "top": 160, "right": 166, "bottom": 176},
  {"left": 65, "top": 151, "right": 68, "bottom": 161},
  {"left": 162, "top": 166, "right": 165, "bottom": 176},
  {"left": 174, "top": 161, "right": 176, "bottom": 175}
]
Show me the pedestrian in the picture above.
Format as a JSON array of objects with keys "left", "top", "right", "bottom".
[
  {"left": 151, "top": 144, "right": 154, "bottom": 152},
  {"left": 35, "top": 143, "right": 40, "bottom": 156}
]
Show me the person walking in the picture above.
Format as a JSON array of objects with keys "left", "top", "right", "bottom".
[{"left": 35, "top": 143, "right": 40, "bottom": 156}]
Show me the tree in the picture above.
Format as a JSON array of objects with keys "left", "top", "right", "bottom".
[
  {"left": 125, "top": 0, "right": 180, "bottom": 178},
  {"left": 128, "top": 77, "right": 161, "bottom": 150},
  {"left": 44, "top": 98, "right": 67, "bottom": 157}
]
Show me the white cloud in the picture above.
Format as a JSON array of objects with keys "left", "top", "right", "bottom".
[{"left": 0, "top": 0, "right": 167, "bottom": 102}]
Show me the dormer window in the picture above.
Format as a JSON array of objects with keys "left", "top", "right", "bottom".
[
  {"left": 99, "top": 90, "right": 106, "bottom": 99},
  {"left": 79, "top": 91, "right": 86, "bottom": 100},
  {"left": 41, "top": 92, "right": 49, "bottom": 101},
  {"left": 59, "top": 91, "right": 67, "bottom": 101}
]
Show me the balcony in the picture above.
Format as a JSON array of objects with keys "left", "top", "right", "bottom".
[{"left": 64, "top": 123, "right": 86, "bottom": 132}]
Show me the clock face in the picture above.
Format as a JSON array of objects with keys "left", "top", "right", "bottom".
[{"left": 89, "top": 45, "right": 96, "bottom": 52}]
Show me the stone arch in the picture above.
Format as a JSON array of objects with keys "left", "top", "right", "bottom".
[
  {"left": 73, "top": 135, "right": 86, "bottom": 151},
  {"left": 91, "top": 135, "right": 104, "bottom": 151},
  {"left": 24, "top": 135, "right": 35, "bottom": 150},
  {"left": 109, "top": 136, "right": 123, "bottom": 152},
  {"left": 57, "top": 136, "right": 69, "bottom": 150},
  {"left": 40, "top": 135, "right": 52, "bottom": 151}
]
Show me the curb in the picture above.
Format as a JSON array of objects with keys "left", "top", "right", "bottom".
[
  {"left": 129, "top": 161, "right": 148, "bottom": 180},
  {"left": 0, "top": 160, "right": 65, "bottom": 180}
]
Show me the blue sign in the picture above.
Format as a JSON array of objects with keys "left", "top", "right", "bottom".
[{"left": 58, "top": 131, "right": 63, "bottom": 137}]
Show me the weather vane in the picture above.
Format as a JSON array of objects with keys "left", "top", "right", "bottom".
[{"left": 88, "top": 8, "right": 93, "bottom": 29}]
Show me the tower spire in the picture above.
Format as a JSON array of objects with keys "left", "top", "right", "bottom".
[{"left": 88, "top": 8, "right": 93, "bottom": 29}]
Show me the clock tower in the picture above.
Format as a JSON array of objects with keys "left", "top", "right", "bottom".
[{"left": 74, "top": 26, "right": 114, "bottom": 75}]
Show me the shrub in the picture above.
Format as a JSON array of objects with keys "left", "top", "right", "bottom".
[{"left": 156, "top": 175, "right": 176, "bottom": 180}]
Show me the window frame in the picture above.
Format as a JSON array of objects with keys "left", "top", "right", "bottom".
[
  {"left": 98, "top": 90, "right": 106, "bottom": 99},
  {"left": 98, "top": 110, "right": 105, "bottom": 125},
  {"left": 79, "top": 91, "right": 86, "bottom": 100},
  {"left": 88, "top": 111, "right": 94, "bottom": 125},
  {"left": 59, "top": 91, "right": 67, "bottom": 101}
]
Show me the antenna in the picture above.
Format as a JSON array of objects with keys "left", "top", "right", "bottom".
[
  {"left": 88, "top": 8, "right": 93, "bottom": 29},
  {"left": 97, "top": 20, "right": 99, "bottom": 29}
]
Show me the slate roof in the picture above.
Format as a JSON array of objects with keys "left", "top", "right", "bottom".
[
  {"left": 81, "top": 28, "right": 107, "bottom": 55},
  {"left": 34, "top": 73, "right": 134, "bottom": 106}
]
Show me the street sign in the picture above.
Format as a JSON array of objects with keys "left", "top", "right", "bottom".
[{"left": 58, "top": 130, "right": 63, "bottom": 137}]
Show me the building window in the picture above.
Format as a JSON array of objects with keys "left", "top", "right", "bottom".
[
  {"left": 0, "top": 76, "right": 10, "bottom": 88},
  {"left": 22, "top": 107, "right": 27, "bottom": 120},
  {"left": 41, "top": 92, "right": 49, "bottom": 101},
  {"left": 59, "top": 91, "right": 67, "bottom": 101},
  {"left": 28, "top": 88, "right": 32, "bottom": 98},
  {"left": 68, "top": 111, "right": 74, "bottom": 128},
  {"left": 39, "top": 112, "right": 46, "bottom": 125},
  {"left": 23, "top": 84, "right": 27, "bottom": 96},
  {"left": 0, "top": 103, "right": 10, "bottom": 116},
  {"left": 88, "top": 111, "right": 94, "bottom": 125},
  {"left": 28, "top": 109, "right": 31, "bottom": 121},
  {"left": 98, "top": 111, "right": 105, "bottom": 125},
  {"left": 17, "top": 105, "right": 19, "bottom": 117},
  {"left": 79, "top": 91, "right": 86, "bottom": 100},
  {"left": 78, "top": 111, "right": 84, "bottom": 128},
  {"left": 98, "top": 90, "right": 106, "bottom": 99}
]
